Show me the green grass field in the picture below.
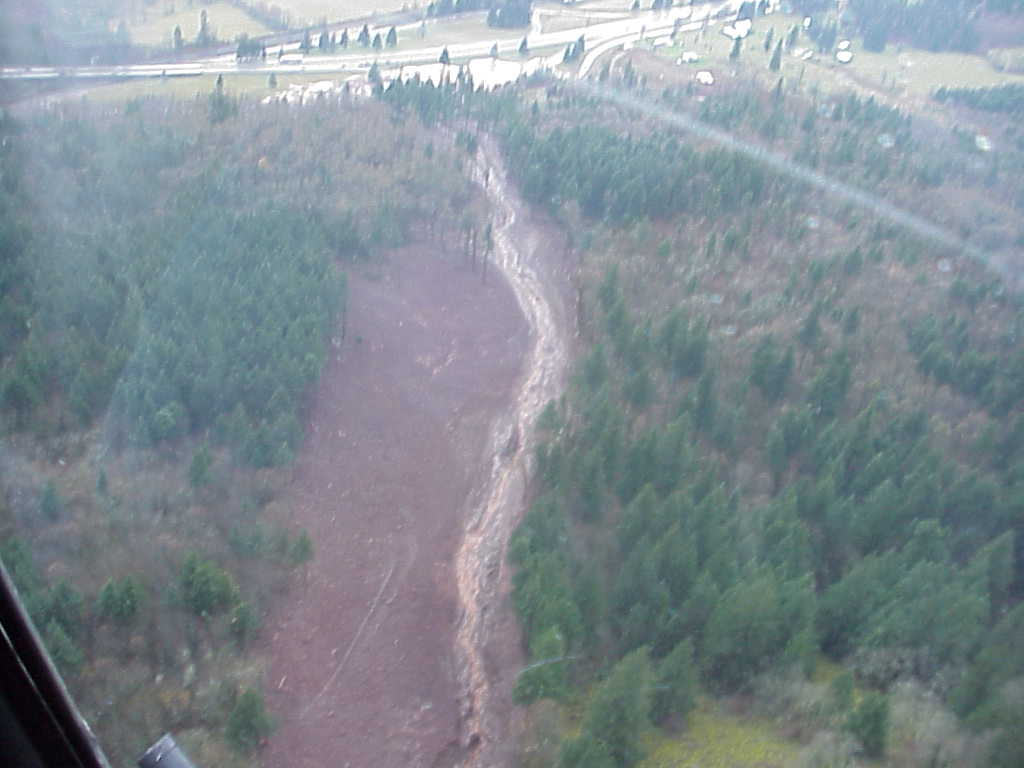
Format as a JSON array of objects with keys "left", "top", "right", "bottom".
[
  {"left": 659, "top": 12, "right": 1024, "bottom": 106},
  {"left": 404, "top": 12, "right": 524, "bottom": 48},
  {"left": 573, "top": 0, "right": 638, "bottom": 12},
  {"left": 123, "top": 2, "right": 272, "bottom": 48},
  {"left": 74, "top": 72, "right": 351, "bottom": 103},
  {"left": 295, "top": 13, "right": 523, "bottom": 55},
  {"left": 240, "top": 0, "right": 414, "bottom": 28},
  {"left": 638, "top": 701, "right": 800, "bottom": 768}
]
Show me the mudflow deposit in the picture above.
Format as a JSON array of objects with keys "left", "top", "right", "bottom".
[{"left": 262, "top": 140, "right": 574, "bottom": 768}]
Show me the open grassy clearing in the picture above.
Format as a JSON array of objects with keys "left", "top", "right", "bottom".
[
  {"left": 457, "top": 42, "right": 565, "bottom": 63},
  {"left": 239, "top": 0, "right": 416, "bottom": 28},
  {"left": 538, "top": 8, "right": 631, "bottom": 34},
  {"left": 74, "top": 72, "right": 351, "bottom": 102},
  {"left": 656, "top": 12, "right": 1024, "bottom": 108},
  {"left": 119, "top": 2, "right": 272, "bottom": 48},
  {"left": 538, "top": 678, "right": 800, "bottom": 768},
  {"left": 571, "top": 0, "right": 640, "bottom": 13},
  {"left": 638, "top": 702, "right": 800, "bottom": 768},
  {"left": 812, "top": 655, "right": 844, "bottom": 686},
  {"left": 296, "top": 12, "right": 523, "bottom": 54}
]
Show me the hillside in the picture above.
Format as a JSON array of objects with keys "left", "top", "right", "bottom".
[
  {"left": 0, "top": 89, "right": 486, "bottom": 766},
  {"left": 372, "top": 57, "right": 1024, "bottom": 767},
  {"left": 3, "top": 7, "right": 1024, "bottom": 766},
  {"left": 490, "top": 78, "right": 1024, "bottom": 767}
]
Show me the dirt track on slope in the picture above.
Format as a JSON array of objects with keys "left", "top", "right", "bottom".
[{"left": 261, "top": 240, "right": 530, "bottom": 768}]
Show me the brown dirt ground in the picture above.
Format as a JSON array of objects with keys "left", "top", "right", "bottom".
[{"left": 260, "top": 240, "right": 529, "bottom": 768}]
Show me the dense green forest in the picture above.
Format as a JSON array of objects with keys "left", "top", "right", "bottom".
[
  {"left": 380, "top": 72, "right": 1024, "bottom": 766},
  {"left": 794, "top": 0, "right": 983, "bottom": 52},
  {"left": 0, "top": 91, "right": 476, "bottom": 766},
  {"left": 525, "top": 99, "right": 1021, "bottom": 767},
  {"left": 934, "top": 83, "right": 1024, "bottom": 116}
]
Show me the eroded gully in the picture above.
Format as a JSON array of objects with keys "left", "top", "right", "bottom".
[{"left": 450, "top": 137, "right": 572, "bottom": 768}]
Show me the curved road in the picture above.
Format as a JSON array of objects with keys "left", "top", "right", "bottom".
[{"left": 1, "top": 2, "right": 736, "bottom": 85}]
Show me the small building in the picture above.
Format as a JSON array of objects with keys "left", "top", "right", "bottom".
[{"left": 721, "top": 19, "right": 753, "bottom": 39}]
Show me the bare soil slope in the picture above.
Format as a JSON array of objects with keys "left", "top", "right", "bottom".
[{"left": 262, "top": 242, "right": 528, "bottom": 768}]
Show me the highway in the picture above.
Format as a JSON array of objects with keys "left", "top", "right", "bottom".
[{"left": 0, "top": 1, "right": 738, "bottom": 86}]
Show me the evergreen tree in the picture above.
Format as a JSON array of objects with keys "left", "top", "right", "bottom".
[
  {"left": 43, "top": 619, "right": 83, "bottom": 677},
  {"left": 560, "top": 733, "right": 615, "bottom": 768},
  {"left": 799, "top": 302, "right": 823, "bottom": 348},
  {"left": 47, "top": 581, "right": 83, "bottom": 638},
  {"left": 439, "top": 46, "right": 451, "bottom": 65},
  {"left": 230, "top": 601, "right": 259, "bottom": 648},
  {"left": 988, "top": 691, "right": 1024, "bottom": 768},
  {"left": 40, "top": 480, "right": 61, "bottom": 521},
  {"left": 226, "top": 689, "right": 272, "bottom": 754},
  {"left": 729, "top": 37, "right": 741, "bottom": 61},
  {"left": 769, "top": 40, "right": 782, "bottom": 71},
  {"left": 372, "top": 32, "right": 383, "bottom": 51},
  {"left": 845, "top": 692, "right": 889, "bottom": 758},
  {"left": 386, "top": 26, "right": 398, "bottom": 47},
  {"left": 289, "top": 530, "right": 314, "bottom": 567},
  {"left": 652, "top": 638, "right": 698, "bottom": 722},
  {"left": 751, "top": 335, "right": 793, "bottom": 402},
  {"left": 694, "top": 368, "right": 717, "bottom": 433},
  {"left": 513, "top": 626, "right": 569, "bottom": 703},
  {"left": 209, "top": 75, "right": 235, "bottom": 124},
  {"left": 197, "top": 9, "right": 212, "bottom": 47},
  {"left": 189, "top": 443, "right": 212, "bottom": 488},
  {"left": 173, "top": 25, "right": 184, "bottom": 51},
  {"left": 519, "top": 36, "right": 529, "bottom": 56},
  {"left": 97, "top": 577, "right": 141, "bottom": 625},
  {"left": 358, "top": 24, "right": 371, "bottom": 47},
  {"left": 180, "top": 552, "right": 236, "bottom": 616},
  {"left": 703, "top": 572, "right": 813, "bottom": 690},
  {"left": 807, "top": 350, "right": 852, "bottom": 421},
  {"left": 829, "top": 670, "right": 854, "bottom": 714},
  {"left": 582, "top": 648, "right": 652, "bottom": 767}
]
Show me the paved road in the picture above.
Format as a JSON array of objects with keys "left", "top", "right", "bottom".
[{"left": 0, "top": 1, "right": 737, "bottom": 85}]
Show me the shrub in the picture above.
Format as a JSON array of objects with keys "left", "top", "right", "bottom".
[
  {"left": 96, "top": 577, "right": 142, "bottom": 626},
  {"left": 226, "top": 689, "right": 272, "bottom": 754},
  {"left": 180, "top": 552, "right": 236, "bottom": 616},
  {"left": 845, "top": 691, "right": 889, "bottom": 758}
]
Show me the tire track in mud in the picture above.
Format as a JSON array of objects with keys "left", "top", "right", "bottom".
[
  {"left": 451, "top": 138, "right": 571, "bottom": 768},
  {"left": 301, "top": 560, "right": 396, "bottom": 716}
]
